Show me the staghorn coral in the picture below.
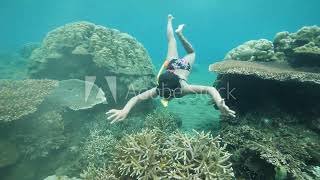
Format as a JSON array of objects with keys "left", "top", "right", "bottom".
[
  {"left": 224, "top": 39, "right": 278, "bottom": 62},
  {"left": 163, "top": 131, "right": 234, "bottom": 179},
  {"left": 0, "top": 79, "right": 58, "bottom": 122},
  {"left": 82, "top": 129, "right": 234, "bottom": 180},
  {"left": 144, "top": 108, "right": 181, "bottom": 132},
  {"left": 44, "top": 175, "right": 81, "bottom": 180},
  {"left": 113, "top": 129, "right": 165, "bottom": 179},
  {"left": 80, "top": 128, "right": 116, "bottom": 168},
  {"left": 28, "top": 21, "right": 156, "bottom": 103},
  {"left": 80, "top": 163, "right": 117, "bottom": 180}
]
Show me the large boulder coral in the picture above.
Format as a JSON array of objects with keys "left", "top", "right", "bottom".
[
  {"left": 0, "top": 79, "right": 58, "bottom": 122},
  {"left": 28, "top": 21, "right": 156, "bottom": 103},
  {"left": 273, "top": 26, "right": 320, "bottom": 67},
  {"left": 224, "top": 39, "right": 278, "bottom": 62}
]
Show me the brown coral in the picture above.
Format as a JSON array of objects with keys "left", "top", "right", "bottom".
[{"left": 0, "top": 79, "right": 58, "bottom": 122}]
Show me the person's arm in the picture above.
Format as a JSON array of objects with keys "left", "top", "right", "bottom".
[
  {"left": 106, "top": 87, "right": 158, "bottom": 123},
  {"left": 181, "top": 83, "right": 236, "bottom": 117}
]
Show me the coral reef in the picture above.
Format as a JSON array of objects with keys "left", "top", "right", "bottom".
[
  {"left": 0, "top": 53, "right": 28, "bottom": 79},
  {"left": 12, "top": 110, "right": 66, "bottom": 160},
  {"left": 210, "top": 60, "right": 320, "bottom": 85},
  {"left": 224, "top": 26, "right": 320, "bottom": 67},
  {"left": 0, "top": 79, "right": 58, "bottom": 122},
  {"left": 224, "top": 39, "right": 278, "bottom": 62},
  {"left": 144, "top": 108, "right": 181, "bottom": 132},
  {"left": 82, "top": 129, "right": 234, "bottom": 179},
  {"left": 47, "top": 79, "right": 106, "bottom": 110},
  {"left": 0, "top": 139, "right": 19, "bottom": 168},
  {"left": 44, "top": 175, "right": 81, "bottom": 180},
  {"left": 28, "top": 21, "right": 156, "bottom": 103},
  {"left": 80, "top": 128, "right": 116, "bottom": 168},
  {"left": 211, "top": 25, "right": 320, "bottom": 179},
  {"left": 219, "top": 118, "right": 320, "bottom": 179},
  {"left": 273, "top": 26, "right": 320, "bottom": 67},
  {"left": 19, "top": 42, "right": 40, "bottom": 59}
]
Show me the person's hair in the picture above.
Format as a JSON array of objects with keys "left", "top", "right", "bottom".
[{"left": 156, "top": 71, "right": 182, "bottom": 99}]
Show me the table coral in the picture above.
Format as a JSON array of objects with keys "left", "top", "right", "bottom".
[{"left": 0, "top": 79, "right": 58, "bottom": 122}]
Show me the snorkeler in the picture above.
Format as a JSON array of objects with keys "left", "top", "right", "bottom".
[{"left": 106, "top": 14, "right": 236, "bottom": 123}]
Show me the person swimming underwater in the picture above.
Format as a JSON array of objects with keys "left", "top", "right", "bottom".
[{"left": 106, "top": 14, "right": 236, "bottom": 123}]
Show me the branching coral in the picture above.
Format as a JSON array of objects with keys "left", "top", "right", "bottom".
[
  {"left": 80, "top": 128, "right": 116, "bottom": 168},
  {"left": 144, "top": 108, "right": 181, "bottom": 132},
  {"left": 163, "top": 131, "right": 234, "bottom": 179},
  {"left": 82, "top": 129, "right": 234, "bottom": 180},
  {"left": 0, "top": 79, "right": 58, "bottom": 122},
  {"left": 113, "top": 129, "right": 165, "bottom": 179}
]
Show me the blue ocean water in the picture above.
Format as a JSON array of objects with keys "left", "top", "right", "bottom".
[
  {"left": 1, "top": 0, "right": 320, "bottom": 66},
  {"left": 1, "top": 1, "right": 320, "bottom": 179}
]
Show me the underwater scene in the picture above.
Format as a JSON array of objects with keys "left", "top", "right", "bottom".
[{"left": 0, "top": 0, "right": 320, "bottom": 179}]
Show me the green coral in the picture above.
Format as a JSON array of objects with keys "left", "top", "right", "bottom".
[
  {"left": 0, "top": 79, "right": 58, "bottom": 122},
  {"left": 82, "top": 129, "right": 234, "bottom": 179},
  {"left": 144, "top": 108, "right": 181, "bottom": 132}
]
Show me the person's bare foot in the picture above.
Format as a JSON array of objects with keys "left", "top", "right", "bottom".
[
  {"left": 175, "top": 24, "right": 185, "bottom": 34},
  {"left": 168, "top": 14, "right": 174, "bottom": 21}
]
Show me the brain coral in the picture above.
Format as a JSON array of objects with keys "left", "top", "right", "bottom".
[
  {"left": 28, "top": 21, "right": 156, "bottom": 101},
  {"left": 0, "top": 79, "right": 58, "bottom": 122}
]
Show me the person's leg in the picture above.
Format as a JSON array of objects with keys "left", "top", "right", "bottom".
[
  {"left": 176, "top": 24, "right": 196, "bottom": 66},
  {"left": 166, "top": 15, "right": 179, "bottom": 60},
  {"left": 176, "top": 24, "right": 195, "bottom": 55}
]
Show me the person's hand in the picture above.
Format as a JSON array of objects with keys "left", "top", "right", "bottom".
[
  {"left": 217, "top": 99, "right": 236, "bottom": 117},
  {"left": 106, "top": 109, "right": 128, "bottom": 124}
]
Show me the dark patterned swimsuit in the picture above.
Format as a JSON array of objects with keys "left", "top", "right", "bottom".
[{"left": 167, "top": 58, "right": 191, "bottom": 71}]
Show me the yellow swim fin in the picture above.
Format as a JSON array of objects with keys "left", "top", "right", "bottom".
[{"left": 160, "top": 99, "right": 169, "bottom": 107}]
